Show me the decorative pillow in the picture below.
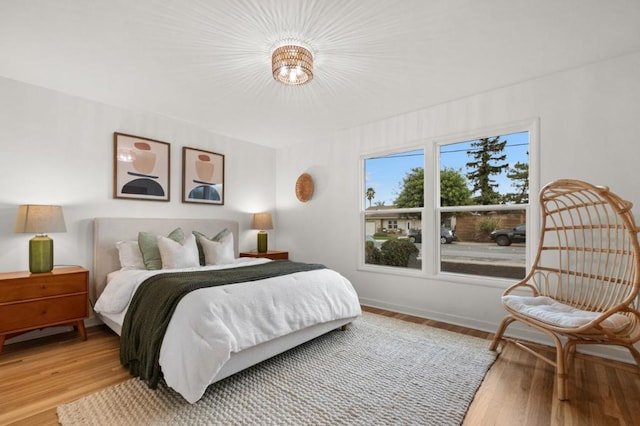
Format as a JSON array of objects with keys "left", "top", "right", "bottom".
[
  {"left": 193, "top": 228, "right": 231, "bottom": 265},
  {"left": 116, "top": 240, "right": 146, "bottom": 270},
  {"left": 199, "top": 232, "right": 235, "bottom": 265},
  {"left": 157, "top": 233, "right": 200, "bottom": 269},
  {"left": 138, "top": 228, "right": 184, "bottom": 270}
]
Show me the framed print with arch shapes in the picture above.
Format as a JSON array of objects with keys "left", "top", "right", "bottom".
[
  {"left": 113, "top": 132, "right": 170, "bottom": 201},
  {"left": 182, "top": 147, "right": 225, "bottom": 205}
]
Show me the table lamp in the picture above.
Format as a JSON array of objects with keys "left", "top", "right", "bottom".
[
  {"left": 14, "top": 205, "right": 67, "bottom": 273},
  {"left": 251, "top": 212, "right": 273, "bottom": 253}
]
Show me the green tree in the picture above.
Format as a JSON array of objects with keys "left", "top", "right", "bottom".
[
  {"left": 504, "top": 160, "right": 529, "bottom": 204},
  {"left": 465, "top": 136, "right": 509, "bottom": 205},
  {"left": 440, "top": 168, "right": 472, "bottom": 206},
  {"left": 364, "top": 240, "right": 382, "bottom": 265},
  {"left": 366, "top": 187, "right": 375, "bottom": 207},
  {"left": 380, "top": 239, "right": 419, "bottom": 267},
  {"left": 394, "top": 167, "right": 424, "bottom": 208}
]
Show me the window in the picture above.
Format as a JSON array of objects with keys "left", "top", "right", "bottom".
[
  {"left": 361, "top": 120, "right": 537, "bottom": 282},
  {"left": 363, "top": 149, "right": 424, "bottom": 270},
  {"left": 438, "top": 130, "right": 530, "bottom": 279}
]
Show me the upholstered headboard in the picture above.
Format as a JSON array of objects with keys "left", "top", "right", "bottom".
[{"left": 93, "top": 217, "right": 239, "bottom": 300}]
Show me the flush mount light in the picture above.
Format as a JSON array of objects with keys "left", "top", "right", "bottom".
[{"left": 271, "top": 44, "right": 313, "bottom": 86}]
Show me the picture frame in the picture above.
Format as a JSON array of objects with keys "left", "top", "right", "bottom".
[
  {"left": 182, "top": 146, "right": 225, "bottom": 205},
  {"left": 113, "top": 132, "right": 170, "bottom": 201}
]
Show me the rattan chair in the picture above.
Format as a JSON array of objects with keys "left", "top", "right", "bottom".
[{"left": 490, "top": 179, "right": 640, "bottom": 400}]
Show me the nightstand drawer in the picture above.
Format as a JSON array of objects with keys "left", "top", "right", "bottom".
[
  {"left": 240, "top": 250, "right": 289, "bottom": 260},
  {"left": 0, "top": 272, "right": 87, "bottom": 303},
  {"left": 265, "top": 251, "right": 288, "bottom": 260},
  {"left": 0, "top": 294, "right": 88, "bottom": 333}
]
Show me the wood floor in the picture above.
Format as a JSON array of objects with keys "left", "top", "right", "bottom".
[{"left": 1, "top": 307, "right": 639, "bottom": 426}]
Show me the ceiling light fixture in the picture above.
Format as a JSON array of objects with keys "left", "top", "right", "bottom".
[{"left": 272, "top": 44, "right": 313, "bottom": 86}]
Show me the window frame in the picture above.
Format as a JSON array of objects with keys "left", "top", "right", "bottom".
[
  {"left": 358, "top": 118, "right": 539, "bottom": 287},
  {"left": 360, "top": 145, "right": 425, "bottom": 276}
]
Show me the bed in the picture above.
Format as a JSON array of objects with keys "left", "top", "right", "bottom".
[{"left": 92, "top": 217, "right": 361, "bottom": 403}]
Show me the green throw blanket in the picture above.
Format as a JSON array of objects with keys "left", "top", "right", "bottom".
[{"left": 120, "top": 260, "right": 326, "bottom": 388}]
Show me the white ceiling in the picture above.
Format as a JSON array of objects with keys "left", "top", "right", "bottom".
[{"left": 1, "top": 0, "right": 639, "bottom": 149}]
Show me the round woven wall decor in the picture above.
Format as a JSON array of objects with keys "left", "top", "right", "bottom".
[{"left": 295, "top": 173, "right": 314, "bottom": 202}]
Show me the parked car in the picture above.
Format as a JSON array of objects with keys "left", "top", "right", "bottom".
[
  {"left": 408, "top": 227, "right": 456, "bottom": 244},
  {"left": 490, "top": 224, "right": 526, "bottom": 246}
]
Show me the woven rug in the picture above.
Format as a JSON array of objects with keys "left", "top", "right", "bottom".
[{"left": 57, "top": 312, "right": 496, "bottom": 425}]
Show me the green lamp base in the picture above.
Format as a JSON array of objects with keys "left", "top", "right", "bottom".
[
  {"left": 29, "top": 235, "right": 54, "bottom": 273},
  {"left": 257, "top": 231, "right": 268, "bottom": 253}
]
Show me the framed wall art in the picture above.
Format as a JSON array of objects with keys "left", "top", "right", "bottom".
[
  {"left": 182, "top": 146, "right": 225, "bottom": 205},
  {"left": 113, "top": 132, "right": 170, "bottom": 201}
]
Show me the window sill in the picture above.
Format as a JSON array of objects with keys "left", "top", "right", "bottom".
[{"left": 357, "top": 262, "right": 517, "bottom": 290}]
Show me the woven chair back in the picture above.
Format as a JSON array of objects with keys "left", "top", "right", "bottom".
[{"left": 530, "top": 179, "right": 640, "bottom": 314}]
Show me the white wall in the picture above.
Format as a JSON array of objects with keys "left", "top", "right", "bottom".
[
  {"left": 0, "top": 76, "right": 277, "bottom": 294},
  {"left": 2, "top": 51, "right": 638, "bottom": 360},
  {"left": 277, "top": 51, "right": 640, "bottom": 362}
]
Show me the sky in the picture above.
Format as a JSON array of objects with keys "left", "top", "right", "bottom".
[{"left": 365, "top": 131, "right": 529, "bottom": 206}]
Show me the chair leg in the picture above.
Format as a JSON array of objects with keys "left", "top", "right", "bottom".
[
  {"left": 490, "top": 316, "right": 516, "bottom": 351},
  {"left": 626, "top": 344, "right": 640, "bottom": 368},
  {"left": 566, "top": 340, "right": 577, "bottom": 367},
  {"left": 556, "top": 337, "right": 574, "bottom": 401},
  {"left": 522, "top": 325, "right": 571, "bottom": 401}
]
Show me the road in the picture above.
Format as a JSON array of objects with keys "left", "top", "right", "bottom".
[
  {"left": 370, "top": 239, "right": 526, "bottom": 265},
  {"left": 441, "top": 242, "right": 525, "bottom": 265}
]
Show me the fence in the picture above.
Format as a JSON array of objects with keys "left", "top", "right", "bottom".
[{"left": 454, "top": 213, "right": 525, "bottom": 242}]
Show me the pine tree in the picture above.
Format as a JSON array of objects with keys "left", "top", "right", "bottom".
[
  {"left": 504, "top": 160, "right": 529, "bottom": 204},
  {"left": 465, "top": 136, "right": 509, "bottom": 205}
]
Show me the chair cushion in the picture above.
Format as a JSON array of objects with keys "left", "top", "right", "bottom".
[{"left": 502, "top": 295, "right": 630, "bottom": 333}]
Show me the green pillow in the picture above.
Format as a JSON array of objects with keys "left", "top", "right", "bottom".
[
  {"left": 193, "top": 228, "right": 231, "bottom": 266},
  {"left": 138, "top": 228, "right": 184, "bottom": 270}
]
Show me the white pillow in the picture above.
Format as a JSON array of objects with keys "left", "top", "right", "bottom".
[
  {"left": 157, "top": 233, "right": 200, "bottom": 269},
  {"left": 116, "top": 241, "right": 146, "bottom": 270},
  {"left": 199, "top": 232, "right": 235, "bottom": 265}
]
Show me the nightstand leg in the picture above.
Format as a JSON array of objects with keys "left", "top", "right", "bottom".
[
  {"left": 76, "top": 321, "right": 87, "bottom": 341},
  {"left": 0, "top": 334, "right": 5, "bottom": 353}
]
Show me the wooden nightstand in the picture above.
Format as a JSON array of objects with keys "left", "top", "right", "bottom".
[
  {"left": 0, "top": 266, "right": 89, "bottom": 352},
  {"left": 240, "top": 250, "right": 289, "bottom": 260}
]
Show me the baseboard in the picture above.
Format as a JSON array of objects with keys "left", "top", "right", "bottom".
[
  {"left": 359, "top": 297, "right": 637, "bottom": 365},
  {"left": 360, "top": 296, "right": 497, "bottom": 333},
  {"left": 85, "top": 315, "right": 103, "bottom": 328}
]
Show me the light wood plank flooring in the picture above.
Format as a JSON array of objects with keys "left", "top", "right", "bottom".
[{"left": 1, "top": 307, "right": 639, "bottom": 425}]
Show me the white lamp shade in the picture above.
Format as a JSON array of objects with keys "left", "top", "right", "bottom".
[
  {"left": 14, "top": 205, "right": 67, "bottom": 234},
  {"left": 251, "top": 212, "right": 273, "bottom": 230}
]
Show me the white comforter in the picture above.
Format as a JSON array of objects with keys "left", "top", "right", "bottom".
[{"left": 94, "top": 258, "right": 361, "bottom": 403}]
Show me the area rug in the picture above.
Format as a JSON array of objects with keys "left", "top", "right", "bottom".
[{"left": 57, "top": 312, "right": 496, "bottom": 425}]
